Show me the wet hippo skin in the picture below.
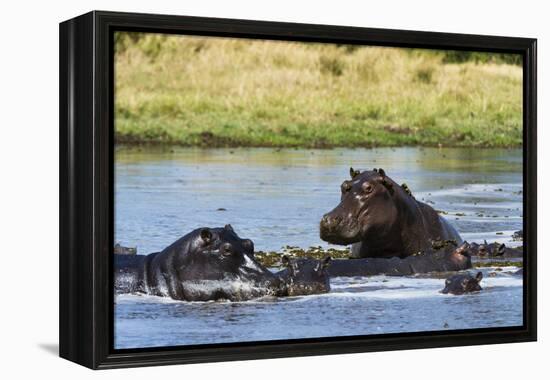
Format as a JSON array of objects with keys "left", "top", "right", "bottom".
[
  {"left": 441, "top": 271, "right": 483, "bottom": 295},
  {"left": 115, "top": 225, "right": 334, "bottom": 301},
  {"left": 320, "top": 168, "right": 462, "bottom": 259},
  {"left": 276, "top": 256, "right": 331, "bottom": 295},
  {"left": 326, "top": 242, "right": 472, "bottom": 277},
  {"left": 115, "top": 225, "right": 283, "bottom": 301},
  {"left": 467, "top": 241, "right": 523, "bottom": 258}
]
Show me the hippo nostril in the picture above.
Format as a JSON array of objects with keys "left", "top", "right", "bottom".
[{"left": 321, "top": 215, "right": 342, "bottom": 232}]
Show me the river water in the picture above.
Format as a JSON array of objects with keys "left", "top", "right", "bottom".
[{"left": 114, "top": 147, "right": 523, "bottom": 349}]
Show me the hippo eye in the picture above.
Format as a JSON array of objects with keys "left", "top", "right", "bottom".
[
  {"left": 220, "top": 242, "right": 233, "bottom": 256},
  {"left": 341, "top": 181, "right": 352, "bottom": 193},
  {"left": 445, "top": 279, "right": 451, "bottom": 285},
  {"left": 362, "top": 183, "right": 373, "bottom": 194}
]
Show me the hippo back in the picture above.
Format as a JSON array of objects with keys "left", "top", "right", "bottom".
[{"left": 114, "top": 254, "right": 149, "bottom": 294}]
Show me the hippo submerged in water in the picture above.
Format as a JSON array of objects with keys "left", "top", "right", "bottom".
[
  {"left": 327, "top": 242, "right": 471, "bottom": 277},
  {"left": 468, "top": 241, "right": 523, "bottom": 258},
  {"left": 441, "top": 272, "right": 483, "bottom": 295},
  {"left": 320, "top": 168, "right": 462, "bottom": 259},
  {"left": 278, "top": 256, "right": 331, "bottom": 295},
  {"left": 115, "top": 225, "right": 332, "bottom": 301},
  {"left": 283, "top": 242, "right": 471, "bottom": 278}
]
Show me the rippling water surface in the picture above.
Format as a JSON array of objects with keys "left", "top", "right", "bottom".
[{"left": 114, "top": 147, "right": 523, "bottom": 349}]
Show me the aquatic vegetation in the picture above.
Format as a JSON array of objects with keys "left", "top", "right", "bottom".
[{"left": 255, "top": 246, "right": 350, "bottom": 268}]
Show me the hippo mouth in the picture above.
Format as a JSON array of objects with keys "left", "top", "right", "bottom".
[
  {"left": 448, "top": 242, "right": 472, "bottom": 266},
  {"left": 319, "top": 217, "right": 361, "bottom": 245}
]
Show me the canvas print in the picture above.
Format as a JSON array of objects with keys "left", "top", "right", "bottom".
[{"left": 113, "top": 32, "right": 524, "bottom": 349}]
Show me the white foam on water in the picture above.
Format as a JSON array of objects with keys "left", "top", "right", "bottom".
[
  {"left": 115, "top": 293, "right": 182, "bottom": 304},
  {"left": 116, "top": 268, "right": 523, "bottom": 305},
  {"left": 181, "top": 279, "right": 264, "bottom": 295},
  {"left": 331, "top": 276, "right": 439, "bottom": 290},
  {"left": 304, "top": 269, "right": 523, "bottom": 301},
  {"left": 477, "top": 269, "right": 523, "bottom": 288},
  {"left": 322, "top": 287, "right": 441, "bottom": 300},
  {"left": 240, "top": 254, "right": 265, "bottom": 273}
]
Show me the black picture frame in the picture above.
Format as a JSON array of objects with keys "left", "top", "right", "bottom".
[{"left": 59, "top": 10, "right": 537, "bottom": 369}]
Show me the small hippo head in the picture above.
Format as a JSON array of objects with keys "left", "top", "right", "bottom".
[
  {"left": 278, "top": 256, "right": 332, "bottom": 296},
  {"left": 320, "top": 168, "right": 402, "bottom": 246},
  {"left": 441, "top": 272, "right": 483, "bottom": 295},
  {"left": 477, "top": 241, "right": 488, "bottom": 256},
  {"left": 447, "top": 242, "right": 472, "bottom": 268},
  {"left": 173, "top": 225, "right": 280, "bottom": 301},
  {"left": 470, "top": 241, "right": 506, "bottom": 257}
]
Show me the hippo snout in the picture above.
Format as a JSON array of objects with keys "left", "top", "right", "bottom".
[
  {"left": 320, "top": 214, "right": 341, "bottom": 232},
  {"left": 320, "top": 213, "right": 360, "bottom": 245}
]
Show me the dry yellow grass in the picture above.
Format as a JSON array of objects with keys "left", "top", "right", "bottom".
[{"left": 115, "top": 33, "right": 522, "bottom": 147}]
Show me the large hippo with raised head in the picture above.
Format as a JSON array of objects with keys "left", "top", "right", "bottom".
[
  {"left": 320, "top": 168, "right": 462, "bottom": 259},
  {"left": 115, "top": 225, "right": 333, "bottom": 301}
]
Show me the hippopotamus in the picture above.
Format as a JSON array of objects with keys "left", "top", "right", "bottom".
[
  {"left": 326, "top": 242, "right": 471, "bottom": 277},
  {"left": 115, "top": 225, "right": 333, "bottom": 301},
  {"left": 467, "top": 241, "right": 523, "bottom": 258},
  {"left": 320, "top": 168, "right": 462, "bottom": 259},
  {"left": 441, "top": 272, "right": 483, "bottom": 295},
  {"left": 276, "top": 256, "right": 332, "bottom": 296},
  {"left": 115, "top": 225, "right": 284, "bottom": 301}
]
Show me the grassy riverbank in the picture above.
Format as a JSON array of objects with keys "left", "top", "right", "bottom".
[{"left": 115, "top": 33, "right": 522, "bottom": 148}]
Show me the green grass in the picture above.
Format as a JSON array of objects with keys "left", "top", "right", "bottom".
[{"left": 115, "top": 33, "right": 523, "bottom": 148}]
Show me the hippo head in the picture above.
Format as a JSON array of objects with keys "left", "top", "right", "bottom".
[
  {"left": 447, "top": 242, "right": 472, "bottom": 268},
  {"left": 320, "top": 168, "right": 401, "bottom": 246},
  {"left": 174, "top": 225, "right": 281, "bottom": 301},
  {"left": 441, "top": 272, "right": 483, "bottom": 295},
  {"left": 278, "top": 256, "right": 332, "bottom": 296}
]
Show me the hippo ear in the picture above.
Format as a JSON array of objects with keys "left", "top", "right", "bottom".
[
  {"left": 378, "top": 168, "right": 386, "bottom": 177},
  {"left": 281, "top": 255, "right": 291, "bottom": 267},
  {"left": 381, "top": 178, "right": 394, "bottom": 195},
  {"left": 476, "top": 272, "right": 483, "bottom": 282},
  {"left": 199, "top": 228, "right": 213, "bottom": 244},
  {"left": 224, "top": 224, "right": 234, "bottom": 232},
  {"left": 349, "top": 167, "right": 360, "bottom": 179},
  {"left": 322, "top": 256, "right": 332, "bottom": 269},
  {"left": 316, "top": 256, "right": 331, "bottom": 271},
  {"left": 281, "top": 255, "right": 295, "bottom": 274},
  {"left": 460, "top": 242, "right": 471, "bottom": 256}
]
